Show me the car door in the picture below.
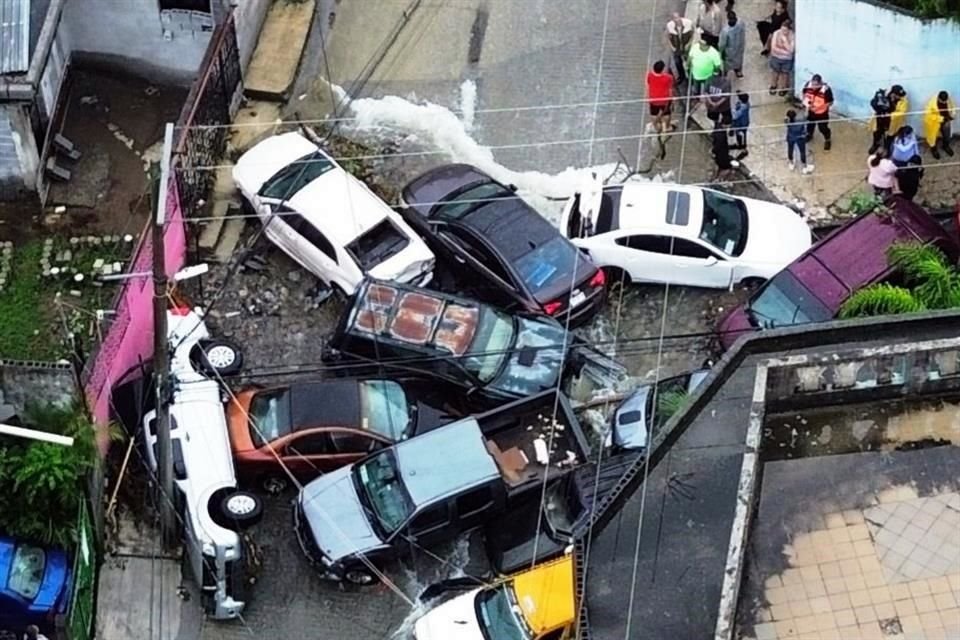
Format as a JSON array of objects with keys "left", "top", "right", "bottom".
[
  {"left": 327, "top": 428, "right": 389, "bottom": 462},
  {"left": 454, "top": 485, "right": 497, "bottom": 533},
  {"left": 274, "top": 211, "right": 348, "bottom": 289},
  {"left": 281, "top": 430, "right": 336, "bottom": 479},
  {"left": 612, "top": 233, "right": 734, "bottom": 289},
  {"left": 404, "top": 500, "right": 453, "bottom": 547}
]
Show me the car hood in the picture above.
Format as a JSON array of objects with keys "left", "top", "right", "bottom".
[
  {"left": 414, "top": 590, "right": 485, "bottom": 640},
  {"left": 232, "top": 131, "right": 317, "bottom": 197},
  {"left": 401, "top": 164, "right": 492, "bottom": 217},
  {"left": 300, "top": 466, "right": 383, "bottom": 562},
  {"left": 490, "top": 317, "right": 565, "bottom": 397},
  {"left": 740, "top": 202, "right": 811, "bottom": 276}
]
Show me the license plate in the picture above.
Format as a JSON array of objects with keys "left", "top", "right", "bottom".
[{"left": 569, "top": 290, "right": 587, "bottom": 307}]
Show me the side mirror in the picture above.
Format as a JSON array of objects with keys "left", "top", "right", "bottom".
[
  {"left": 704, "top": 256, "right": 719, "bottom": 266},
  {"left": 507, "top": 183, "right": 518, "bottom": 192}
]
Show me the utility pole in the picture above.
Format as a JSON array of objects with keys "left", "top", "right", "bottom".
[{"left": 154, "top": 123, "right": 176, "bottom": 548}]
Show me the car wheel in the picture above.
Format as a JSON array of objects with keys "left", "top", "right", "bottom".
[
  {"left": 603, "top": 267, "right": 631, "bottom": 289},
  {"left": 197, "top": 339, "right": 244, "bottom": 376},
  {"left": 219, "top": 490, "right": 264, "bottom": 529},
  {"left": 260, "top": 474, "right": 290, "bottom": 496},
  {"left": 343, "top": 566, "right": 378, "bottom": 587}
]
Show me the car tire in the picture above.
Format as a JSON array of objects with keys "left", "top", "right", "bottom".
[
  {"left": 343, "top": 565, "right": 379, "bottom": 587},
  {"left": 603, "top": 266, "right": 631, "bottom": 289},
  {"left": 218, "top": 490, "right": 264, "bottom": 529},
  {"left": 197, "top": 339, "right": 244, "bottom": 376},
  {"left": 260, "top": 474, "right": 290, "bottom": 496}
]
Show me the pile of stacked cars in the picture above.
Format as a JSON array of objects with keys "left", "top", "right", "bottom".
[{"left": 155, "top": 132, "right": 954, "bottom": 626}]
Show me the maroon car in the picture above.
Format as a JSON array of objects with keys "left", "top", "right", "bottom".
[{"left": 718, "top": 196, "right": 960, "bottom": 349}]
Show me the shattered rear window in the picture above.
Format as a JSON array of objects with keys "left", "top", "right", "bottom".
[{"left": 346, "top": 219, "right": 411, "bottom": 271}]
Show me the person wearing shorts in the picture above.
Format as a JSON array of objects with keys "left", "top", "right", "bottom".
[
  {"left": 646, "top": 60, "right": 675, "bottom": 132},
  {"left": 767, "top": 19, "right": 794, "bottom": 96}
]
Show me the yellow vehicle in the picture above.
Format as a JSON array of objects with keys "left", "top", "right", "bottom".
[{"left": 413, "top": 554, "right": 576, "bottom": 639}]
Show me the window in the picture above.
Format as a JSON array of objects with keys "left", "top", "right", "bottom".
[
  {"left": 249, "top": 388, "right": 292, "bottom": 447},
  {"left": 409, "top": 503, "right": 451, "bottom": 535},
  {"left": 346, "top": 219, "right": 410, "bottom": 271},
  {"left": 286, "top": 214, "right": 338, "bottom": 262},
  {"left": 446, "top": 227, "right": 512, "bottom": 283},
  {"left": 700, "top": 190, "right": 748, "bottom": 256},
  {"left": 8, "top": 545, "right": 45, "bottom": 600},
  {"left": 356, "top": 451, "right": 415, "bottom": 535},
  {"left": 258, "top": 151, "right": 335, "bottom": 200},
  {"left": 360, "top": 380, "right": 413, "bottom": 441},
  {"left": 329, "top": 430, "right": 379, "bottom": 454},
  {"left": 748, "top": 271, "right": 832, "bottom": 329},
  {"left": 457, "top": 486, "right": 494, "bottom": 517},
  {"left": 616, "top": 235, "right": 717, "bottom": 260},
  {"left": 433, "top": 182, "right": 511, "bottom": 220},
  {"left": 665, "top": 190, "right": 691, "bottom": 225},
  {"left": 286, "top": 433, "right": 331, "bottom": 456}
]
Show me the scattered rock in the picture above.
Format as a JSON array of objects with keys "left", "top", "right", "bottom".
[{"left": 287, "top": 270, "right": 302, "bottom": 283}]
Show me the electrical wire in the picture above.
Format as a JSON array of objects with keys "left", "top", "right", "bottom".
[
  {"left": 176, "top": 159, "right": 960, "bottom": 227},
  {"left": 180, "top": 104, "right": 955, "bottom": 171},
  {"left": 175, "top": 72, "right": 957, "bottom": 131}
]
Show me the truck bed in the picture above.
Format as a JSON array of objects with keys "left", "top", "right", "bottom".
[{"left": 477, "top": 391, "right": 589, "bottom": 492}]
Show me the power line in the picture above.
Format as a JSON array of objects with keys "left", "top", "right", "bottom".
[
  {"left": 180, "top": 103, "right": 950, "bottom": 171},
  {"left": 176, "top": 158, "right": 960, "bottom": 226},
  {"left": 174, "top": 71, "right": 957, "bottom": 131}
]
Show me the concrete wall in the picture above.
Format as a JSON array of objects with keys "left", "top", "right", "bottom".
[
  {"left": 232, "top": 0, "right": 271, "bottom": 74},
  {"left": 0, "top": 105, "right": 40, "bottom": 200},
  {"left": 0, "top": 361, "right": 77, "bottom": 415},
  {"left": 62, "top": 0, "right": 214, "bottom": 85},
  {"left": 795, "top": 0, "right": 960, "bottom": 132}
]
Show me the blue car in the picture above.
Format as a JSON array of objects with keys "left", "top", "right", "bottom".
[{"left": 0, "top": 538, "right": 71, "bottom": 633}]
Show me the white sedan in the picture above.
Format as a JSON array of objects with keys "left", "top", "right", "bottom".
[
  {"left": 233, "top": 132, "right": 434, "bottom": 294},
  {"left": 559, "top": 181, "right": 812, "bottom": 289}
]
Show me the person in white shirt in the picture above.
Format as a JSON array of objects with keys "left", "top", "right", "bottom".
[{"left": 25, "top": 625, "right": 50, "bottom": 640}]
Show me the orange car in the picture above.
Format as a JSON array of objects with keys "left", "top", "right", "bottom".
[{"left": 227, "top": 377, "right": 460, "bottom": 493}]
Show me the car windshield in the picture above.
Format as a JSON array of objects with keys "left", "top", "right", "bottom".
[
  {"left": 514, "top": 236, "right": 581, "bottom": 296},
  {"left": 249, "top": 388, "right": 292, "bottom": 447},
  {"left": 748, "top": 270, "right": 833, "bottom": 329},
  {"left": 700, "top": 190, "right": 748, "bottom": 256},
  {"left": 259, "top": 151, "right": 335, "bottom": 200},
  {"left": 463, "top": 308, "right": 516, "bottom": 384},
  {"left": 8, "top": 545, "right": 45, "bottom": 600},
  {"left": 434, "top": 182, "right": 512, "bottom": 220},
  {"left": 476, "top": 585, "right": 534, "bottom": 640},
  {"left": 360, "top": 380, "right": 413, "bottom": 440},
  {"left": 356, "top": 450, "right": 415, "bottom": 536},
  {"left": 346, "top": 219, "right": 411, "bottom": 271}
]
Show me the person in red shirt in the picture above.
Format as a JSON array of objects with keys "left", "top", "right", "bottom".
[{"left": 646, "top": 60, "right": 675, "bottom": 136}]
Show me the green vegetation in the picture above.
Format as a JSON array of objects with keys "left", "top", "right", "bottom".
[
  {"left": 840, "top": 242, "right": 960, "bottom": 318},
  {"left": 0, "top": 242, "right": 61, "bottom": 359},
  {"left": 845, "top": 192, "right": 885, "bottom": 217},
  {"left": 884, "top": 0, "right": 960, "bottom": 20},
  {"left": 0, "top": 401, "right": 102, "bottom": 547}
]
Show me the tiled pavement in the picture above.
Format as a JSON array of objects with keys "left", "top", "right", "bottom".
[{"left": 745, "top": 486, "right": 960, "bottom": 640}]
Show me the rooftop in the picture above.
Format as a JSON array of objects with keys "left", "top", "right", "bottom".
[{"left": 577, "top": 309, "right": 960, "bottom": 640}]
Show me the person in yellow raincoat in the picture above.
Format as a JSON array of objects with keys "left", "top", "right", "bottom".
[
  {"left": 924, "top": 91, "right": 956, "bottom": 159},
  {"left": 888, "top": 86, "right": 908, "bottom": 134}
]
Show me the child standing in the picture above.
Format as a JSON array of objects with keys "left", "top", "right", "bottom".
[
  {"left": 786, "top": 109, "right": 814, "bottom": 174},
  {"left": 731, "top": 93, "right": 750, "bottom": 159}
]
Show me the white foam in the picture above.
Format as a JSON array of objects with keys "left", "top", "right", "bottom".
[
  {"left": 328, "top": 83, "right": 670, "bottom": 223},
  {"left": 459, "top": 79, "right": 477, "bottom": 132}
]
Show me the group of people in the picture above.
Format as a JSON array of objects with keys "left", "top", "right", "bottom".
[
  {"left": 867, "top": 88, "right": 956, "bottom": 200},
  {"left": 654, "top": 0, "right": 956, "bottom": 193}
]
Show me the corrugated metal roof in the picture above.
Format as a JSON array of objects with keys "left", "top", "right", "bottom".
[{"left": 0, "top": 0, "right": 30, "bottom": 75}]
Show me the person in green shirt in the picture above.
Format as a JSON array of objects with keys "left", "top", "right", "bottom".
[{"left": 688, "top": 39, "right": 723, "bottom": 103}]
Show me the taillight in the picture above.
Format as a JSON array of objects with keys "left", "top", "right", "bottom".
[
  {"left": 543, "top": 301, "right": 563, "bottom": 315},
  {"left": 589, "top": 269, "right": 605, "bottom": 288}
]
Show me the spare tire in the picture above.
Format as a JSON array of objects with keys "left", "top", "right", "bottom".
[
  {"left": 217, "top": 490, "right": 263, "bottom": 529},
  {"left": 195, "top": 339, "right": 244, "bottom": 376}
]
